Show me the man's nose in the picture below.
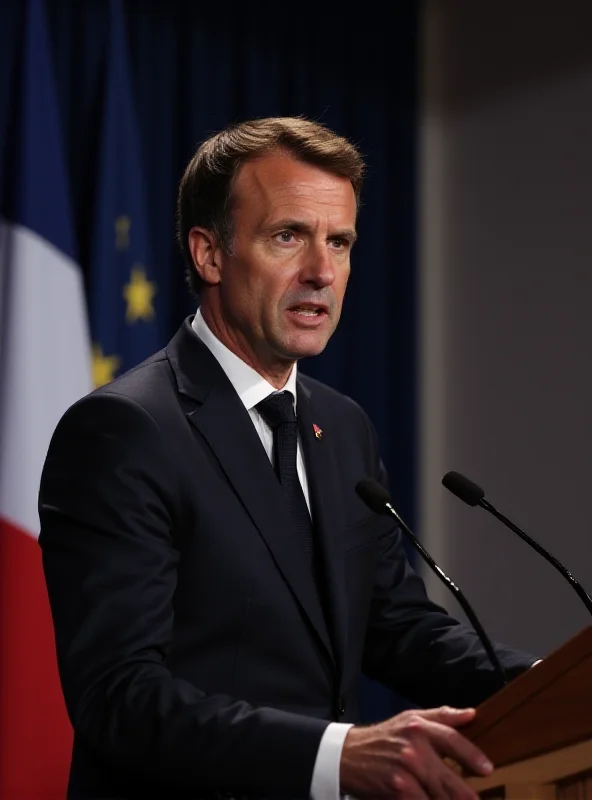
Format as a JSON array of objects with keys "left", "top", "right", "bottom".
[{"left": 299, "top": 242, "right": 336, "bottom": 287}]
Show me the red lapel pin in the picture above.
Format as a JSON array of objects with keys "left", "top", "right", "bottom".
[{"left": 312, "top": 423, "right": 323, "bottom": 440}]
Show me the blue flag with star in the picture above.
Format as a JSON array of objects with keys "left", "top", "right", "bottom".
[{"left": 90, "top": 0, "right": 165, "bottom": 387}]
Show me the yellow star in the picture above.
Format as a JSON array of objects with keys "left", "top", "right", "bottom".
[
  {"left": 115, "top": 215, "right": 131, "bottom": 250},
  {"left": 123, "top": 265, "right": 157, "bottom": 323},
  {"left": 92, "top": 344, "right": 121, "bottom": 388}
]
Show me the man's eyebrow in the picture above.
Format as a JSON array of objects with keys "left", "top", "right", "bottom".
[
  {"left": 265, "top": 218, "right": 358, "bottom": 242},
  {"left": 331, "top": 228, "right": 358, "bottom": 243}
]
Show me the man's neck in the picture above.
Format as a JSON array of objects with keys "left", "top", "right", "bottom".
[{"left": 199, "top": 305, "right": 294, "bottom": 390}]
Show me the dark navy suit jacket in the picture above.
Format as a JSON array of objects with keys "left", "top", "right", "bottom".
[{"left": 38, "top": 317, "right": 535, "bottom": 799}]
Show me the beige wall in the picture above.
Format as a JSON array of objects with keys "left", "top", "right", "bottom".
[{"left": 419, "top": 0, "right": 592, "bottom": 658}]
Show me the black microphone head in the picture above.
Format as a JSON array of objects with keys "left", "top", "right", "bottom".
[
  {"left": 442, "top": 471, "right": 485, "bottom": 506},
  {"left": 355, "top": 477, "right": 391, "bottom": 514}
]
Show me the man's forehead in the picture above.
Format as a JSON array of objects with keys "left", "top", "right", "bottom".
[{"left": 233, "top": 152, "right": 356, "bottom": 206}]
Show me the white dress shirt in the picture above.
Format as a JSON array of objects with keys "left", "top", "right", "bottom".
[{"left": 191, "top": 309, "right": 351, "bottom": 800}]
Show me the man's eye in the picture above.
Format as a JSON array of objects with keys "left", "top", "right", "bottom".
[
  {"left": 330, "top": 238, "right": 348, "bottom": 250},
  {"left": 275, "top": 230, "right": 295, "bottom": 243}
]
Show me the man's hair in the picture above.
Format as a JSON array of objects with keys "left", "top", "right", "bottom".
[{"left": 176, "top": 116, "right": 366, "bottom": 296}]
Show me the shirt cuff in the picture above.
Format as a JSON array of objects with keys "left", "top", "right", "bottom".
[{"left": 310, "top": 722, "right": 353, "bottom": 800}]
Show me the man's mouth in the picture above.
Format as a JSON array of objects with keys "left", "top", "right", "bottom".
[{"left": 289, "top": 305, "right": 328, "bottom": 317}]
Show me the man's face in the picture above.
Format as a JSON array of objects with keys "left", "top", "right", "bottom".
[{"left": 198, "top": 151, "right": 357, "bottom": 383}]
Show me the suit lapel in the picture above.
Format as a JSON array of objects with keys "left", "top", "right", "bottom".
[
  {"left": 297, "top": 378, "right": 348, "bottom": 681},
  {"left": 166, "top": 320, "right": 333, "bottom": 664}
]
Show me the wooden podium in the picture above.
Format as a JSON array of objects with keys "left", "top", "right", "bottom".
[{"left": 462, "top": 626, "right": 592, "bottom": 799}]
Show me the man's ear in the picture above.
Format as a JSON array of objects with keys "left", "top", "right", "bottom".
[{"left": 188, "top": 227, "right": 224, "bottom": 286}]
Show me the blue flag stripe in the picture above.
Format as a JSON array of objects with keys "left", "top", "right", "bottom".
[{"left": 11, "top": 0, "right": 76, "bottom": 259}]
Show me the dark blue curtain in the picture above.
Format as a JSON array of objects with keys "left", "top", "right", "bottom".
[{"left": 0, "top": 0, "right": 418, "bottom": 722}]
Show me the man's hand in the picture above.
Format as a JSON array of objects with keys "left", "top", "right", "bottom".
[{"left": 340, "top": 706, "right": 492, "bottom": 799}]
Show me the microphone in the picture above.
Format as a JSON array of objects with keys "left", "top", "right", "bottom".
[
  {"left": 355, "top": 477, "right": 509, "bottom": 687},
  {"left": 442, "top": 471, "right": 592, "bottom": 616}
]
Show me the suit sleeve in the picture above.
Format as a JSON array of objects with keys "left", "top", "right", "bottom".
[
  {"left": 38, "top": 392, "right": 327, "bottom": 795},
  {"left": 356, "top": 410, "right": 537, "bottom": 709}
]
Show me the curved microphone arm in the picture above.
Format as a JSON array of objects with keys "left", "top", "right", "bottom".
[
  {"left": 480, "top": 499, "right": 592, "bottom": 616},
  {"left": 384, "top": 500, "right": 509, "bottom": 688}
]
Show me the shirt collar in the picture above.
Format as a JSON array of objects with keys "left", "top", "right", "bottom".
[{"left": 191, "top": 307, "right": 298, "bottom": 411}]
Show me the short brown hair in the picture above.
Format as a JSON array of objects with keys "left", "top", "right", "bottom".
[{"left": 176, "top": 116, "right": 366, "bottom": 296}]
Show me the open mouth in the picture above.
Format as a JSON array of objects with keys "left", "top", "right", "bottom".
[{"left": 289, "top": 306, "right": 327, "bottom": 317}]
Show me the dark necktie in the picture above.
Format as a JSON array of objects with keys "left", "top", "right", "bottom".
[{"left": 256, "top": 391, "right": 314, "bottom": 564}]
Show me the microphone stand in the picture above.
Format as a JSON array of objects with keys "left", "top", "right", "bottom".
[
  {"left": 479, "top": 498, "right": 592, "bottom": 616},
  {"left": 382, "top": 498, "right": 509, "bottom": 688}
]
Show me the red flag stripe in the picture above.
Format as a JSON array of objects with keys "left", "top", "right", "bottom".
[{"left": 0, "top": 518, "right": 72, "bottom": 799}]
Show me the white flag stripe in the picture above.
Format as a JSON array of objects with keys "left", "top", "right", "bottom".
[
  {"left": 0, "top": 219, "right": 91, "bottom": 537},
  {"left": 0, "top": 222, "right": 6, "bottom": 363}
]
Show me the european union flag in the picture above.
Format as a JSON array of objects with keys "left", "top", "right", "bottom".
[{"left": 90, "top": 0, "right": 165, "bottom": 387}]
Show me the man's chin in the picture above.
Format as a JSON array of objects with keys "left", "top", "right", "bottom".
[
  {"left": 279, "top": 337, "right": 332, "bottom": 362},
  {"left": 284, "top": 322, "right": 337, "bottom": 354}
]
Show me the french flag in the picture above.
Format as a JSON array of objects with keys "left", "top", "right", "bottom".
[{"left": 0, "top": 0, "right": 92, "bottom": 796}]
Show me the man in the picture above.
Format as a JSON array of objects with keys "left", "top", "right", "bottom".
[{"left": 39, "top": 117, "right": 535, "bottom": 800}]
